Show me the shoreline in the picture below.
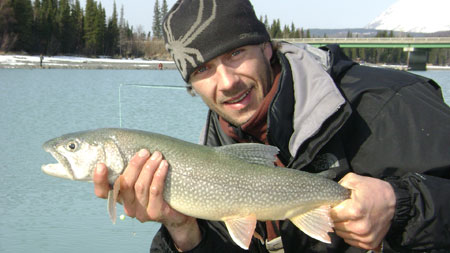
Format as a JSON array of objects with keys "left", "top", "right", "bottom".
[
  {"left": 0, "top": 54, "right": 177, "bottom": 70},
  {"left": 1, "top": 54, "right": 449, "bottom": 71}
]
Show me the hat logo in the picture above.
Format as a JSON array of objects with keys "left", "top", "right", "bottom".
[{"left": 164, "top": 0, "right": 217, "bottom": 79}]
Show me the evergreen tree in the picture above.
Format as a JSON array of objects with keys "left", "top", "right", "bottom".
[
  {"left": 263, "top": 15, "right": 268, "bottom": 30},
  {"left": 105, "top": 1, "right": 119, "bottom": 56},
  {"left": 346, "top": 30, "right": 352, "bottom": 38},
  {"left": 152, "top": 0, "right": 161, "bottom": 38},
  {"left": 57, "top": 0, "right": 72, "bottom": 53},
  {"left": 94, "top": 2, "right": 106, "bottom": 54},
  {"left": 161, "top": 0, "right": 168, "bottom": 22},
  {"left": 282, "top": 24, "right": 289, "bottom": 38},
  {"left": 11, "top": 0, "right": 33, "bottom": 52},
  {"left": 118, "top": 4, "right": 126, "bottom": 56},
  {"left": 70, "top": 0, "right": 84, "bottom": 53},
  {"left": 39, "top": 0, "right": 58, "bottom": 54},
  {"left": 375, "top": 30, "right": 388, "bottom": 38},
  {"left": 269, "top": 19, "right": 281, "bottom": 38},
  {"left": 306, "top": 29, "right": 311, "bottom": 38},
  {"left": 31, "top": 0, "right": 42, "bottom": 52},
  {"left": 0, "top": 0, "right": 17, "bottom": 51},
  {"left": 84, "top": 0, "right": 97, "bottom": 54},
  {"left": 290, "top": 22, "right": 299, "bottom": 38}
]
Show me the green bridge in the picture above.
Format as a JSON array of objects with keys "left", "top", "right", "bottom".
[{"left": 274, "top": 37, "right": 450, "bottom": 70}]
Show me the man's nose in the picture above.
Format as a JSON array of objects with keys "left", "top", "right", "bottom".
[{"left": 216, "top": 63, "right": 239, "bottom": 90}]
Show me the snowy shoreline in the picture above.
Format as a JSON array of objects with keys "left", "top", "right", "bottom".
[
  {"left": 0, "top": 54, "right": 177, "bottom": 70},
  {"left": 1, "top": 54, "right": 449, "bottom": 71}
]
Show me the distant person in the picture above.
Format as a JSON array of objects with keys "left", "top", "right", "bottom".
[
  {"left": 40, "top": 54, "right": 44, "bottom": 68},
  {"left": 94, "top": 0, "right": 450, "bottom": 252}
]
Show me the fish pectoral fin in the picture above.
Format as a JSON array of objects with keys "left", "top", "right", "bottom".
[
  {"left": 224, "top": 214, "right": 257, "bottom": 250},
  {"left": 107, "top": 178, "right": 121, "bottom": 224},
  {"left": 290, "top": 205, "right": 334, "bottom": 244}
]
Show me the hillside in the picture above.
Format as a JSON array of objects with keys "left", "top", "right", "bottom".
[{"left": 365, "top": 0, "right": 450, "bottom": 33}]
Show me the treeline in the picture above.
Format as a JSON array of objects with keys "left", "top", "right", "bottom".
[
  {"left": 1, "top": 1, "right": 448, "bottom": 65},
  {"left": 0, "top": 0, "right": 170, "bottom": 59}
]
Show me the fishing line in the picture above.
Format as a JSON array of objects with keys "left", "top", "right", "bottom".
[{"left": 118, "top": 83, "right": 186, "bottom": 127}]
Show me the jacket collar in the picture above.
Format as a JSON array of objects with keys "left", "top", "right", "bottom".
[{"left": 273, "top": 42, "right": 347, "bottom": 158}]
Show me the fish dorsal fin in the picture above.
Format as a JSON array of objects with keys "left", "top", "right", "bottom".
[
  {"left": 107, "top": 178, "right": 121, "bottom": 224},
  {"left": 224, "top": 214, "right": 257, "bottom": 250},
  {"left": 216, "top": 143, "right": 279, "bottom": 166},
  {"left": 290, "top": 205, "right": 334, "bottom": 244}
]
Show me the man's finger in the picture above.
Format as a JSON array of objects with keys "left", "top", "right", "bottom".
[
  {"left": 121, "top": 149, "right": 150, "bottom": 208},
  {"left": 330, "top": 198, "right": 356, "bottom": 222},
  {"left": 338, "top": 172, "right": 358, "bottom": 188},
  {"left": 147, "top": 160, "right": 169, "bottom": 219},
  {"left": 135, "top": 151, "right": 162, "bottom": 221},
  {"left": 94, "top": 163, "right": 110, "bottom": 198}
]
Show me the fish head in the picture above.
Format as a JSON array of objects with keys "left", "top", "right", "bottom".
[{"left": 42, "top": 130, "right": 124, "bottom": 183}]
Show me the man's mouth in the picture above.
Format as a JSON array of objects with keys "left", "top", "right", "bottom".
[{"left": 224, "top": 88, "right": 252, "bottom": 104}]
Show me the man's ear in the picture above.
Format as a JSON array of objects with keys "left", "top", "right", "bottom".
[{"left": 263, "top": 42, "right": 273, "bottom": 61}]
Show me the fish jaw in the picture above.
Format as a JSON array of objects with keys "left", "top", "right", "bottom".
[
  {"left": 41, "top": 163, "right": 74, "bottom": 180},
  {"left": 41, "top": 146, "right": 75, "bottom": 180}
]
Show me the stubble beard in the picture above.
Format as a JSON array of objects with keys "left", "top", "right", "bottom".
[{"left": 221, "top": 53, "right": 274, "bottom": 127}]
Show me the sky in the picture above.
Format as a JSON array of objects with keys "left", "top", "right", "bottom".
[{"left": 82, "top": 0, "right": 398, "bottom": 33}]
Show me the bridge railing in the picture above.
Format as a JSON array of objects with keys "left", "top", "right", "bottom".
[{"left": 274, "top": 37, "right": 450, "bottom": 47}]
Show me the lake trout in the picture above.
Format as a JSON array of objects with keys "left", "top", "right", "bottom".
[{"left": 41, "top": 128, "right": 349, "bottom": 249}]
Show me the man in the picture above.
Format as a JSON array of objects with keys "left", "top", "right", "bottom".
[{"left": 94, "top": 0, "right": 450, "bottom": 252}]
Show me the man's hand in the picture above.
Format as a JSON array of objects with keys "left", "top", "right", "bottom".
[
  {"left": 330, "top": 173, "right": 396, "bottom": 250},
  {"left": 94, "top": 149, "right": 202, "bottom": 251}
]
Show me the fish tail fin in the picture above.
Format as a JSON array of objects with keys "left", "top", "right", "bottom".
[
  {"left": 290, "top": 205, "right": 334, "bottom": 244},
  {"left": 107, "top": 178, "right": 121, "bottom": 224}
]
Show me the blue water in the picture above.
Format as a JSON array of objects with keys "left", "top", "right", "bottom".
[
  {"left": 0, "top": 69, "right": 208, "bottom": 252},
  {"left": 0, "top": 68, "right": 449, "bottom": 252}
]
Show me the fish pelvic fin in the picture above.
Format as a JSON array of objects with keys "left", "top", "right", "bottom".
[
  {"left": 107, "top": 178, "right": 121, "bottom": 224},
  {"left": 224, "top": 214, "right": 257, "bottom": 250},
  {"left": 290, "top": 205, "right": 334, "bottom": 244}
]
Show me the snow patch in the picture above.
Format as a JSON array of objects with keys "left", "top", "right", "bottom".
[
  {"left": 365, "top": 0, "right": 450, "bottom": 33},
  {"left": 0, "top": 55, "right": 174, "bottom": 68}
]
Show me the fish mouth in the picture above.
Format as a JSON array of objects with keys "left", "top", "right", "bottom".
[{"left": 41, "top": 144, "right": 75, "bottom": 180}]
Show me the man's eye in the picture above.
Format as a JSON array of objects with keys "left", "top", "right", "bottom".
[
  {"left": 196, "top": 66, "right": 208, "bottom": 74},
  {"left": 231, "top": 50, "right": 242, "bottom": 57}
]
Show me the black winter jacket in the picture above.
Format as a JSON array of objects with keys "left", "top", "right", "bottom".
[{"left": 150, "top": 43, "right": 450, "bottom": 252}]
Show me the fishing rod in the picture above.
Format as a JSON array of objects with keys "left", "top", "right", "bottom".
[{"left": 118, "top": 83, "right": 186, "bottom": 127}]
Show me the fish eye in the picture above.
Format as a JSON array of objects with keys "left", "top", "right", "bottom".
[{"left": 66, "top": 141, "right": 78, "bottom": 151}]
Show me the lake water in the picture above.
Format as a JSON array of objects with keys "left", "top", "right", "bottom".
[{"left": 0, "top": 68, "right": 449, "bottom": 252}]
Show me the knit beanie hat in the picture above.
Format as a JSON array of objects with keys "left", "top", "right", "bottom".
[{"left": 163, "top": 0, "right": 270, "bottom": 82}]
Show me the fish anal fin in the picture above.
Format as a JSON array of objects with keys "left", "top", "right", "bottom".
[
  {"left": 290, "top": 205, "right": 334, "bottom": 244},
  {"left": 224, "top": 214, "right": 257, "bottom": 250},
  {"left": 107, "top": 178, "right": 121, "bottom": 224}
]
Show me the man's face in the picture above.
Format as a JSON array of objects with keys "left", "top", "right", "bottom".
[{"left": 189, "top": 44, "right": 273, "bottom": 126}]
